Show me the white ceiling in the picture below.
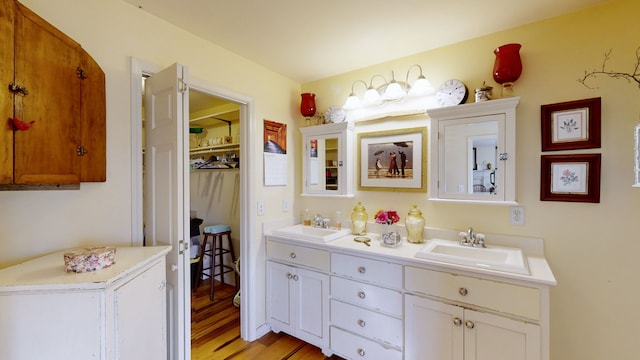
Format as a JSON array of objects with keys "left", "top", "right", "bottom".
[{"left": 124, "top": 0, "right": 610, "bottom": 83}]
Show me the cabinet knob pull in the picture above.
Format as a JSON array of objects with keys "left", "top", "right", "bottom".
[
  {"left": 290, "top": 252, "right": 296, "bottom": 259},
  {"left": 453, "top": 317, "right": 462, "bottom": 326},
  {"left": 357, "top": 291, "right": 366, "bottom": 299},
  {"left": 458, "top": 287, "right": 468, "bottom": 296},
  {"left": 357, "top": 319, "right": 366, "bottom": 327},
  {"left": 292, "top": 274, "right": 299, "bottom": 281},
  {"left": 287, "top": 273, "right": 293, "bottom": 279},
  {"left": 465, "top": 320, "right": 475, "bottom": 329},
  {"left": 357, "top": 348, "right": 365, "bottom": 356},
  {"left": 357, "top": 266, "right": 366, "bottom": 274}
]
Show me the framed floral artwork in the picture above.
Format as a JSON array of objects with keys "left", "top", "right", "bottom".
[
  {"left": 540, "top": 154, "right": 601, "bottom": 203},
  {"left": 357, "top": 127, "right": 427, "bottom": 192},
  {"left": 541, "top": 97, "right": 601, "bottom": 151}
]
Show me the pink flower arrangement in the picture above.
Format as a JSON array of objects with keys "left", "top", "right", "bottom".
[{"left": 374, "top": 209, "right": 400, "bottom": 225}]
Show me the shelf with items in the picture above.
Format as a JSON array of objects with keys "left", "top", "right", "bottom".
[{"left": 189, "top": 143, "right": 239, "bottom": 156}]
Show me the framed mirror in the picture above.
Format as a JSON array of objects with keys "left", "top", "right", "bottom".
[{"left": 429, "top": 97, "right": 519, "bottom": 204}]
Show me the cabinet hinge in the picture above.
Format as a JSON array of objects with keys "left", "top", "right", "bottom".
[
  {"left": 178, "top": 78, "right": 188, "bottom": 93},
  {"left": 76, "top": 67, "right": 88, "bottom": 80},
  {"left": 76, "top": 145, "right": 89, "bottom": 156}
]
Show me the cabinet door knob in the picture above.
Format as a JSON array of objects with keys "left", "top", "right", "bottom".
[
  {"left": 357, "top": 319, "right": 366, "bottom": 327},
  {"left": 292, "top": 275, "right": 299, "bottom": 281},
  {"left": 287, "top": 273, "right": 293, "bottom": 279},
  {"left": 453, "top": 317, "right": 462, "bottom": 326},
  {"left": 357, "top": 291, "right": 366, "bottom": 299},
  {"left": 465, "top": 320, "right": 475, "bottom": 329},
  {"left": 357, "top": 348, "right": 365, "bottom": 356},
  {"left": 357, "top": 266, "right": 366, "bottom": 274},
  {"left": 290, "top": 252, "right": 297, "bottom": 259},
  {"left": 458, "top": 287, "right": 468, "bottom": 296}
]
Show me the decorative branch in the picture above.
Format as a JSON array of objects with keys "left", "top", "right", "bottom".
[{"left": 578, "top": 47, "right": 640, "bottom": 89}]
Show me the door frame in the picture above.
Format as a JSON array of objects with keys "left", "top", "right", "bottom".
[{"left": 130, "top": 57, "right": 257, "bottom": 343}]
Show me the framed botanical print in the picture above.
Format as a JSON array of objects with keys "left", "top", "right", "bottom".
[
  {"left": 540, "top": 154, "right": 601, "bottom": 203},
  {"left": 541, "top": 97, "right": 601, "bottom": 151}
]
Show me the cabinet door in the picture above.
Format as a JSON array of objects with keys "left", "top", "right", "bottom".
[
  {"left": 293, "top": 267, "right": 329, "bottom": 348},
  {"left": 266, "top": 261, "right": 294, "bottom": 333},
  {"left": 405, "top": 294, "right": 463, "bottom": 360},
  {"left": 14, "top": 3, "right": 82, "bottom": 184},
  {"left": 303, "top": 132, "right": 341, "bottom": 194},
  {"left": 115, "top": 261, "right": 167, "bottom": 360},
  {"left": 464, "top": 309, "right": 540, "bottom": 360},
  {"left": 0, "top": 0, "right": 14, "bottom": 184}
]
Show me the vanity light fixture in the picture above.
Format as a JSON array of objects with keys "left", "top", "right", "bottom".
[
  {"left": 343, "top": 80, "right": 368, "bottom": 110},
  {"left": 342, "top": 64, "right": 435, "bottom": 110},
  {"left": 406, "top": 64, "right": 435, "bottom": 97}
]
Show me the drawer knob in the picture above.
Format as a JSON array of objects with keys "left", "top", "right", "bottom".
[
  {"left": 453, "top": 317, "right": 462, "bottom": 326},
  {"left": 458, "top": 287, "right": 468, "bottom": 296},
  {"left": 290, "top": 252, "right": 297, "bottom": 259},
  {"left": 357, "top": 348, "right": 365, "bottom": 356},
  {"left": 357, "top": 291, "right": 366, "bottom": 299},
  {"left": 357, "top": 319, "right": 366, "bottom": 327},
  {"left": 465, "top": 320, "right": 475, "bottom": 329},
  {"left": 358, "top": 266, "right": 366, "bottom": 274}
]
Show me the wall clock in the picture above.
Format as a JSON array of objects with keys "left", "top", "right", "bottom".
[{"left": 436, "top": 79, "right": 469, "bottom": 107}]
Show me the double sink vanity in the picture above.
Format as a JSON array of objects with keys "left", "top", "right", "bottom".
[{"left": 265, "top": 224, "right": 556, "bottom": 360}]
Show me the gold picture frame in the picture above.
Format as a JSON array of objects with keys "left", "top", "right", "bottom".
[{"left": 357, "top": 127, "right": 427, "bottom": 192}]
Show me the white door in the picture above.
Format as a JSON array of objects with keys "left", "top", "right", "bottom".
[{"left": 144, "top": 63, "right": 191, "bottom": 360}]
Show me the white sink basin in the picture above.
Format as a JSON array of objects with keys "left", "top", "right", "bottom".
[
  {"left": 415, "top": 239, "right": 530, "bottom": 275},
  {"left": 272, "top": 224, "right": 351, "bottom": 243}
]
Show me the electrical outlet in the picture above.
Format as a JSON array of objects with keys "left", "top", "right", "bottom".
[
  {"left": 257, "top": 201, "right": 265, "bottom": 216},
  {"left": 282, "top": 199, "right": 289, "bottom": 212},
  {"left": 510, "top": 206, "right": 525, "bottom": 225}
]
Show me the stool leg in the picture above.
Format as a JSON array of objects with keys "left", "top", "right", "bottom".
[
  {"left": 225, "top": 233, "right": 239, "bottom": 292},
  {"left": 210, "top": 234, "right": 218, "bottom": 301}
]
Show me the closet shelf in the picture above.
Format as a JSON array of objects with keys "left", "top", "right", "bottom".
[{"left": 190, "top": 143, "right": 239, "bottom": 156}]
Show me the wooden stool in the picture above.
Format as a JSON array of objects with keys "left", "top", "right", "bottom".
[{"left": 195, "top": 225, "right": 238, "bottom": 301}]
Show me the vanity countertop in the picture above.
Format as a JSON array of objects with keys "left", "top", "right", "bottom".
[{"left": 266, "top": 229, "right": 557, "bottom": 287}]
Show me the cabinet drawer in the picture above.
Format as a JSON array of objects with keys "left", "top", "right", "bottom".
[
  {"left": 267, "top": 240, "right": 330, "bottom": 272},
  {"left": 331, "top": 253, "right": 402, "bottom": 289},
  {"left": 331, "top": 276, "right": 402, "bottom": 317},
  {"left": 330, "top": 300, "right": 402, "bottom": 348},
  {"left": 330, "top": 326, "right": 402, "bottom": 360},
  {"left": 405, "top": 266, "right": 540, "bottom": 320}
]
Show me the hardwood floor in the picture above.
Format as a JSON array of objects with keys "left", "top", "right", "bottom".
[{"left": 191, "top": 281, "right": 344, "bottom": 360}]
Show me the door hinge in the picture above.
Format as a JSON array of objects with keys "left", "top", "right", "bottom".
[
  {"left": 178, "top": 78, "right": 188, "bottom": 93},
  {"left": 76, "top": 67, "right": 88, "bottom": 80},
  {"left": 499, "top": 152, "right": 509, "bottom": 161},
  {"left": 76, "top": 145, "right": 89, "bottom": 156},
  {"left": 8, "top": 82, "right": 29, "bottom": 96},
  {"left": 178, "top": 239, "right": 189, "bottom": 255}
]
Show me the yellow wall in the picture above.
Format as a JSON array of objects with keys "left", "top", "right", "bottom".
[
  {"left": 0, "top": 0, "right": 300, "bottom": 273},
  {"left": 301, "top": 0, "right": 640, "bottom": 358}
]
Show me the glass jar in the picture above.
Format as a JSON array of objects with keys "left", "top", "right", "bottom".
[
  {"left": 351, "top": 202, "right": 368, "bottom": 235},
  {"left": 405, "top": 205, "right": 425, "bottom": 244},
  {"left": 380, "top": 223, "right": 402, "bottom": 248}
]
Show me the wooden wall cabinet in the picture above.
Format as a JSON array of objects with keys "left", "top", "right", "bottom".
[{"left": 0, "top": 0, "right": 106, "bottom": 189}]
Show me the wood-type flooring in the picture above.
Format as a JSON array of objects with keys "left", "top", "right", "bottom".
[{"left": 191, "top": 281, "right": 344, "bottom": 360}]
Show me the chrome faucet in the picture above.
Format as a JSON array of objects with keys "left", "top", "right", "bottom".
[
  {"left": 459, "top": 227, "right": 486, "bottom": 248},
  {"left": 313, "top": 214, "right": 324, "bottom": 228}
]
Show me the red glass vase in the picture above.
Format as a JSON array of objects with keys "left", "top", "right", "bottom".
[
  {"left": 493, "top": 43, "right": 522, "bottom": 85},
  {"left": 300, "top": 93, "right": 316, "bottom": 117}
]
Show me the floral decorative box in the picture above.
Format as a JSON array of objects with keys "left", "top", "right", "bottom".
[{"left": 63, "top": 246, "right": 116, "bottom": 273}]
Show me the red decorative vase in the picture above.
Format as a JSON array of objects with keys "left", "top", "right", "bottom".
[
  {"left": 493, "top": 43, "right": 522, "bottom": 85},
  {"left": 300, "top": 93, "right": 316, "bottom": 117}
]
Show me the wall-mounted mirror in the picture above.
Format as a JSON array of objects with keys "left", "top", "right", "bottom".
[
  {"left": 429, "top": 97, "right": 519, "bottom": 204},
  {"left": 300, "top": 122, "right": 355, "bottom": 197}
]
